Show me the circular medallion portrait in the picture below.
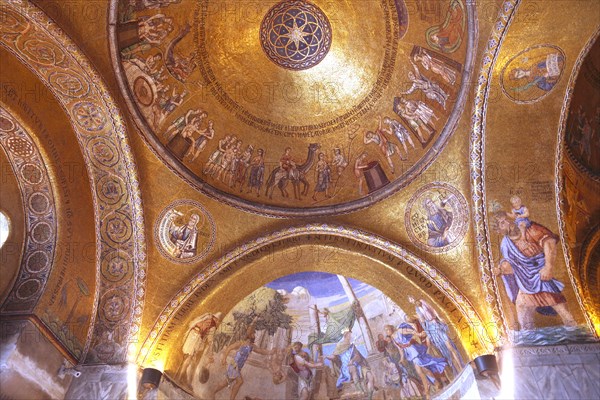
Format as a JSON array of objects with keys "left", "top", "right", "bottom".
[
  {"left": 154, "top": 200, "right": 216, "bottom": 264},
  {"left": 405, "top": 182, "right": 468, "bottom": 253},
  {"left": 500, "top": 44, "right": 566, "bottom": 104}
]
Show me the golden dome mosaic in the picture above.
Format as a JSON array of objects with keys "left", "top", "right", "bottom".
[
  {"left": 260, "top": 1, "right": 332, "bottom": 70},
  {"left": 110, "top": 0, "right": 475, "bottom": 216}
]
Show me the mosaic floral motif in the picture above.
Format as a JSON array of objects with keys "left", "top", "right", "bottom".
[
  {"left": 17, "top": 36, "right": 66, "bottom": 66},
  {"left": 500, "top": 44, "right": 566, "bottom": 104},
  {"left": 73, "top": 101, "right": 107, "bottom": 132},
  {"left": 260, "top": 0, "right": 332, "bottom": 70},
  {"left": 0, "top": 107, "right": 57, "bottom": 314},
  {"left": 48, "top": 71, "right": 90, "bottom": 98},
  {"left": 154, "top": 200, "right": 216, "bottom": 264},
  {"left": 405, "top": 182, "right": 468, "bottom": 253},
  {"left": 170, "top": 272, "right": 466, "bottom": 400}
]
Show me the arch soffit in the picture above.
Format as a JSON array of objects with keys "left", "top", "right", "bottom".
[
  {"left": 470, "top": 0, "right": 520, "bottom": 340},
  {"left": 0, "top": 108, "right": 57, "bottom": 312},
  {"left": 0, "top": 0, "right": 147, "bottom": 363}
]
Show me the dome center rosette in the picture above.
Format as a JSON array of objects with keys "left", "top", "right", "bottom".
[{"left": 260, "top": 1, "right": 332, "bottom": 71}]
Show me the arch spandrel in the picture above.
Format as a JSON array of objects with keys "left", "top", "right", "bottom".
[{"left": 140, "top": 225, "right": 492, "bottom": 398}]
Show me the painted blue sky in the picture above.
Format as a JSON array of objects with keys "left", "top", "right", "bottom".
[{"left": 265, "top": 271, "right": 377, "bottom": 307}]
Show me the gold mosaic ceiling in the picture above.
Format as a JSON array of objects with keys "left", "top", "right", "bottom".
[
  {"left": 0, "top": 2, "right": 599, "bottom": 395},
  {"left": 111, "top": 0, "right": 474, "bottom": 216}
]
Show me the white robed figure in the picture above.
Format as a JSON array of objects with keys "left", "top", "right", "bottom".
[{"left": 167, "top": 211, "right": 200, "bottom": 258}]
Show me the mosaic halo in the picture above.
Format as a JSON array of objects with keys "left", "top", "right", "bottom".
[{"left": 260, "top": 0, "right": 332, "bottom": 70}]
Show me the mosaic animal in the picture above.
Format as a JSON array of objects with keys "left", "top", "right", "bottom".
[{"left": 265, "top": 143, "right": 320, "bottom": 200}]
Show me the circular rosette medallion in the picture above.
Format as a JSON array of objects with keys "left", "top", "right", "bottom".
[
  {"left": 260, "top": 0, "right": 332, "bottom": 70},
  {"left": 154, "top": 200, "right": 216, "bottom": 264},
  {"left": 405, "top": 182, "right": 468, "bottom": 253}
]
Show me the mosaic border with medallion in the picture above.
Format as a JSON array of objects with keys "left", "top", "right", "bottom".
[
  {"left": 0, "top": 108, "right": 57, "bottom": 314},
  {"left": 0, "top": 0, "right": 147, "bottom": 363}
]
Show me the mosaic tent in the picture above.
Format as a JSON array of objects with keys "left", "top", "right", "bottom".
[{"left": 0, "top": 1, "right": 599, "bottom": 399}]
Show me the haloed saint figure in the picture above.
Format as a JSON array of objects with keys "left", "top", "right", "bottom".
[
  {"left": 155, "top": 199, "right": 216, "bottom": 264},
  {"left": 405, "top": 182, "right": 468, "bottom": 253}
]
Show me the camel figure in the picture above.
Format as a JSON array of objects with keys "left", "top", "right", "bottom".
[{"left": 265, "top": 143, "right": 320, "bottom": 200}]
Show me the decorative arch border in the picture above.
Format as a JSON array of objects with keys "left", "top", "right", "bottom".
[
  {"left": 0, "top": 0, "right": 147, "bottom": 363},
  {"left": 469, "top": 0, "right": 521, "bottom": 341},
  {"left": 138, "top": 224, "right": 491, "bottom": 366},
  {"left": 554, "top": 28, "right": 600, "bottom": 335},
  {"left": 578, "top": 226, "right": 600, "bottom": 319},
  {"left": 0, "top": 107, "right": 57, "bottom": 314}
]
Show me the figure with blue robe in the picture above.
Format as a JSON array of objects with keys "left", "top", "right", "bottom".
[
  {"left": 423, "top": 197, "right": 453, "bottom": 247},
  {"left": 409, "top": 297, "right": 464, "bottom": 375},
  {"left": 385, "top": 322, "right": 448, "bottom": 396},
  {"left": 492, "top": 212, "right": 576, "bottom": 330},
  {"left": 326, "top": 330, "right": 375, "bottom": 399}
]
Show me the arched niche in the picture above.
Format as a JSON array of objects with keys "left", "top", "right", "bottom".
[{"left": 139, "top": 225, "right": 491, "bottom": 399}]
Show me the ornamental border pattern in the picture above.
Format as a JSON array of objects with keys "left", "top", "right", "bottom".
[
  {"left": 0, "top": 107, "right": 57, "bottom": 314},
  {"left": 0, "top": 0, "right": 147, "bottom": 363},
  {"left": 502, "top": 342, "right": 600, "bottom": 357},
  {"left": 139, "top": 224, "right": 490, "bottom": 365},
  {"left": 554, "top": 27, "right": 600, "bottom": 336},
  {"left": 469, "top": 0, "right": 520, "bottom": 342}
]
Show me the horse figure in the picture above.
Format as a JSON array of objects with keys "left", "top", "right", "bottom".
[{"left": 265, "top": 143, "right": 320, "bottom": 200}]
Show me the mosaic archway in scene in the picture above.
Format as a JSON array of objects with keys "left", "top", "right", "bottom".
[
  {"left": 140, "top": 225, "right": 492, "bottom": 399},
  {"left": 0, "top": 0, "right": 147, "bottom": 363},
  {"left": 110, "top": 0, "right": 476, "bottom": 217}
]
